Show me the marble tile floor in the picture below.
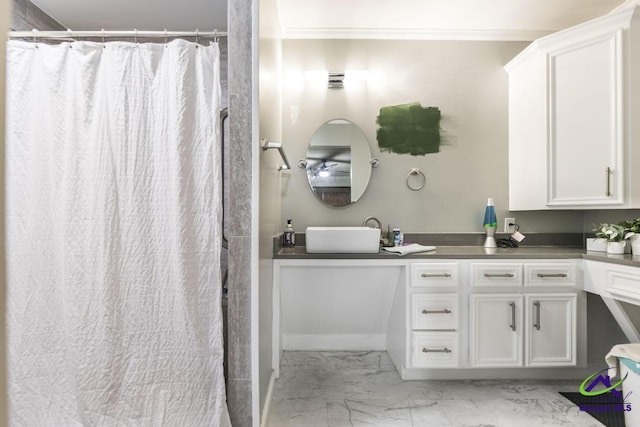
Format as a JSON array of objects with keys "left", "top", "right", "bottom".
[{"left": 266, "top": 351, "right": 604, "bottom": 427}]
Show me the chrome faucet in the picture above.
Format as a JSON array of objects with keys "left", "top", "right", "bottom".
[{"left": 362, "top": 216, "right": 382, "bottom": 229}]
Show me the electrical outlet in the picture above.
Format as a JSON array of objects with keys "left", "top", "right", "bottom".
[{"left": 504, "top": 218, "right": 516, "bottom": 233}]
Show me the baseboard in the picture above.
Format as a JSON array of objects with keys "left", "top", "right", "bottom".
[
  {"left": 259, "top": 370, "right": 276, "bottom": 427},
  {"left": 400, "top": 360, "right": 605, "bottom": 381},
  {"left": 282, "top": 333, "right": 387, "bottom": 350}
]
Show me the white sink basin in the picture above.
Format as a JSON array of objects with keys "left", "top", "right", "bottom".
[{"left": 305, "top": 226, "right": 381, "bottom": 253}]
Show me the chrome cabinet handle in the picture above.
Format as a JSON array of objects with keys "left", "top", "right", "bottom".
[
  {"left": 509, "top": 302, "right": 516, "bottom": 331},
  {"left": 421, "top": 273, "right": 451, "bottom": 278},
  {"left": 484, "top": 273, "right": 515, "bottom": 278},
  {"left": 422, "top": 347, "right": 452, "bottom": 353},
  {"left": 536, "top": 273, "right": 567, "bottom": 278},
  {"left": 422, "top": 309, "right": 452, "bottom": 315},
  {"left": 533, "top": 301, "right": 541, "bottom": 330},
  {"left": 606, "top": 167, "right": 612, "bottom": 197}
]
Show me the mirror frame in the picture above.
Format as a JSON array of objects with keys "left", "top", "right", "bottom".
[{"left": 300, "top": 118, "right": 376, "bottom": 208}]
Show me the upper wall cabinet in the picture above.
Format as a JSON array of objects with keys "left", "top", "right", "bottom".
[{"left": 506, "top": 6, "right": 640, "bottom": 210}]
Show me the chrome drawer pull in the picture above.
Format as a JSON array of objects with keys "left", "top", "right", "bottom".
[
  {"left": 421, "top": 273, "right": 451, "bottom": 278},
  {"left": 484, "top": 273, "right": 515, "bottom": 278},
  {"left": 422, "top": 309, "right": 452, "bottom": 315},
  {"left": 536, "top": 273, "right": 568, "bottom": 278},
  {"left": 533, "top": 301, "right": 541, "bottom": 330},
  {"left": 422, "top": 347, "right": 452, "bottom": 353},
  {"left": 509, "top": 302, "right": 516, "bottom": 331}
]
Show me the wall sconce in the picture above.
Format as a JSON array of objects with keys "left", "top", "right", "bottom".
[
  {"left": 328, "top": 72, "right": 345, "bottom": 89},
  {"left": 303, "top": 70, "right": 370, "bottom": 89}
]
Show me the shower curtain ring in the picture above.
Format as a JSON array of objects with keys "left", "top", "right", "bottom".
[
  {"left": 214, "top": 29, "right": 218, "bottom": 43},
  {"left": 164, "top": 29, "right": 168, "bottom": 44},
  {"left": 134, "top": 28, "right": 138, "bottom": 43},
  {"left": 101, "top": 28, "right": 105, "bottom": 43},
  {"left": 195, "top": 29, "right": 200, "bottom": 45}
]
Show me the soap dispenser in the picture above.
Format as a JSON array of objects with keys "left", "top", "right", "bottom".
[{"left": 282, "top": 219, "right": 295, "bottom": 248}]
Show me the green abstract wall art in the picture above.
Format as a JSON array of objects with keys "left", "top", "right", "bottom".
[{"left": 376, "top": 102, "right": 441, "bottom": 156}]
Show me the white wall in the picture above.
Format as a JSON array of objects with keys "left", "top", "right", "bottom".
[
  {"left": 280, "top": 39, "right": 586, "bottom": 233},
  {"left": 583, "top": 209, "right": 640, "bottom": 231}
]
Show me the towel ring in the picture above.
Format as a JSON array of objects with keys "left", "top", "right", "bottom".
[{"left": 406, "top": 168, "right": 426, "bottom": 191}]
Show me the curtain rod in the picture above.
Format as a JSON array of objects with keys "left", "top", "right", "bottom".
[{"left": 8, "top": 29, "right": 227, "bottom": 40}]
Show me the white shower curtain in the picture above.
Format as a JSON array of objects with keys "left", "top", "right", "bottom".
[{"left": 6, "top": 39, "right": 230, "bottom": 426}]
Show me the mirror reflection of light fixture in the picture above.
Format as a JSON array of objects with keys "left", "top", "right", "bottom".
[{"left": 318, "top": 169, "right": 331, "bottom": 177}]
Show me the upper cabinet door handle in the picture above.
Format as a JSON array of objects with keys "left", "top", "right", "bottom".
[{"left": 606, "top": 167, "right": 612, "bottom": 197}]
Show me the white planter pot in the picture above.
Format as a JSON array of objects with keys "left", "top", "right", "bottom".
[
  {"left": 630, "top": 235, "right": 640, "bottom": 256},
  {"left": 586, "top": 238, "right": 608, "bottom": 252},
  {"left": 607, "top": 241, "right": 626, "bottom": 255}
]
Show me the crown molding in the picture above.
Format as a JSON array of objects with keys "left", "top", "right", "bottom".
[
  {"left": 281, "top": 27, "right": 555, "bottom": 42},
  {"left": 610, "top": 0, "right": 640, "bottom": 14}
]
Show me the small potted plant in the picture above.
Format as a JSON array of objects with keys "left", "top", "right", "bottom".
[
  {"left": 619, "top": 218, "right": 640, "bottom": 255},
  {"left": 593, "top": 223, "right": 631, "bottom": 254}
]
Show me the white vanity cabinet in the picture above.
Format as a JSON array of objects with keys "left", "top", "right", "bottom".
[
  {"left": 469, "top": 261, "right": 579, "bottom": 368},
  {"left": 274, "top": 257, "right": 586, "bottom": 380},
  {"left": 506, "top": 6, "right": 640, "bottom": 210}
]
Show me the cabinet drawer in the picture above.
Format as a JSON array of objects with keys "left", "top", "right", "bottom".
[
  {"left": 525, "top": 263, "right": 576, "bottom": 287},
  {"left": 410, "top": 263, "right": 459, "bottom": 288},
  {"left": 411, "top": 332, "right": 459, "bottom": 368},
  {"left": 606, "top": 265, "right": 640, "bottom": 303},
  {"left": 470, "top": 263, "right": 523, "bottom": 287},
  {"left": 411, "top": 293, "right": 459, "bottom": 330}
]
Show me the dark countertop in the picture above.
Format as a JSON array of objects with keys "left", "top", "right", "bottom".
[
  {"left": 275, "top": 245, "right": 640, "bottom": 267},
  {"left": 583, "top": 251, "right": 640, "bottom": 267}
]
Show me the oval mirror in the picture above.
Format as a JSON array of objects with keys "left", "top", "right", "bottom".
[{"left": 304, "top": 119, "right": 372, "bottom": 208}]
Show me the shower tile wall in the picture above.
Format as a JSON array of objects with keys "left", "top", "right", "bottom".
[
  {"left": 12, "top": 0, "right": 64, "bottom": 31},
  {"left": 227, "top": 0, "right": 256, "bottom": 425}
]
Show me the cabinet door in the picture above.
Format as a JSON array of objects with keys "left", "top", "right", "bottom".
[
  {"left": 525, "top": 294, "right": 576, "bottom": 367},
  {"left": 547, "top": 29, "right": 624, "bottom": 206},
  {"left": 470, "top": 294, "right": 523, "bottom": 367}
]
